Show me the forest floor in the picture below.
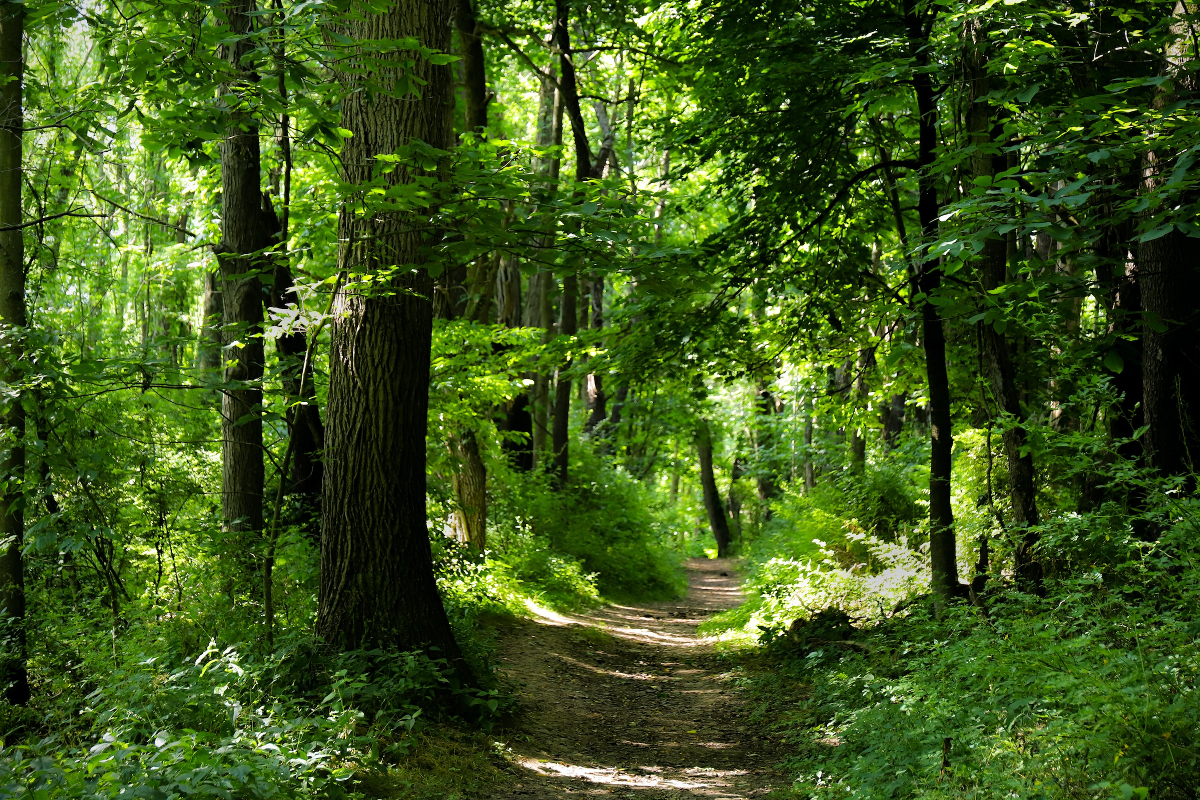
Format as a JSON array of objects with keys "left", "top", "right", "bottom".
[{"left": 485, "top": 558, "right": 787, "bottom": 799}]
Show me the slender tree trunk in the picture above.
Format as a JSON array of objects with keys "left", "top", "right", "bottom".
[
  {"left": 316, "top": 0, "right": 470, "bottom": 675},
  {"left": 754, "top": 381, "right": 780, "bottom": 516},
  {"left": 803, "top": 401, "right": 815, "bottom": 493},
  {"left": 524, "top": 57, "right": 562, "bottom": 472},
  {"left": 217, "top": 0, "right": 267, "bottom": 561},
  {"left": 697, "top": 420, "right": 731, "bottom": 558},
  {"left": 881, "top": 393, "right": 906, "bottom": 451},
  {"left": 548, "top": 0, "right": 595, "bottom": 486},
  {"left": 200, "top": 269, "right": 223, "bottom": 373},
  {"left": 551, "top": 273, "right": 577, "bottom": 483},
  {"left": 496, "top": 256, "right": 533, "bottom": 469},
  {"left": 454, "top": 0, "right": 488, "bottom": 134},
  {"left": 965, "top": 16, "right": 1041, "bottom": 592},
  {"left": 449, "top": 430, "right": 486, "bottom": 550},
  {"left": 906, "top": 0, "right": 958, "bottom": 598},
  {"left": 0, "top": 0, "right": 28, "bottom": 706},
  {"left": 584, "top": 272, "right": 608, "bottom": 433}
]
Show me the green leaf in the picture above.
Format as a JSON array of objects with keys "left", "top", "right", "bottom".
[
  {"left": 1103, "top": 350, "right": 1124, "bottom": 374},
  {"left": 581, "top": 202, "right": 598, "bottom": 216},
  {"left": 1140, "top": 224, "right": 1173, "bottom": 242},
  {"left": 1016, "top": 83, "right": 1041, "bottom": 103},
  {"left": 992, "top": 318, "right": 1008, "bottom": 335}
]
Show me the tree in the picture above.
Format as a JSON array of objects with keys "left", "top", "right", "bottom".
[
  {"left": 216, "top": 0, "right": 267, "bottom": 561},
  {"left": 315, "top": 0, "right": 471, "bottom": 673},
  {"left": 0, "top": 0, "right": 28, "bottom": 706},
  {"left": 696, "top": 418, "right": 731, "bottom": 558}
]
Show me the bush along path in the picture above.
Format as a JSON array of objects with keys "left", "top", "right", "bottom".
[{"left": 493, "top": 559, "right": 784, "bottom": 799}]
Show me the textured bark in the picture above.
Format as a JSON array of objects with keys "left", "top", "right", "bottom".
[
  {"left": 1139, "top": 230, "right": 1200, "bottom": 480},
  {"left": 0, "top": 0, "right": 28, "bottom": 706},
  {"left": 449, "top": 430, "right": 486, "bottom": 550},
  {"left": 316, "top": 0, "right": 469, "bottom": 672},
  {"left": 1139, "top": 15, "right": 1200, "bottom": 484},
  {"left": 965, "top": 17, "right": 1041, "bottom": 592},
  {"left": 217, "top": 0, "right": 267, "bottom": 550},
  {"left": 697, "top": 420, "right": 731, "bottom": 558},
  {"left": 906, "top": 0, "right": 957, "bottom": 598}
]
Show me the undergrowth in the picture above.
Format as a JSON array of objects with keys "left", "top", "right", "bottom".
[{"left": 711, "top": 456, "right": 1200, "bottom": 800}]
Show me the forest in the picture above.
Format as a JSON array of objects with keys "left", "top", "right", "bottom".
[{"left": 0, "top": 0, "right": 1198, "bottom": 797}]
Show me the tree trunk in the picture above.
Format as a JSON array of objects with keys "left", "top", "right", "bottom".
[
  {"left": 0, "top": 0, "right": 28, "bottom": 706},
  {"left": 697, "top": 420, "right": 731, "bottom": 558},
  {"left": 316, "top": 0, "right": 469, "bottom": 675},
  {"left": 754, "top": 381, "right": 780, "bottom": 516},
  {"left": 200, "top": 269, "right": 223, "bottom": 374},
  {"left": 584, "top": 273, "right": 608, "bottom": 433},
  {"left": 449, "top": 430, "right": 486, "bottom": 551},
  {"left": 1139, "top": 17, "right": 1200, "bottom": 486},
  {"left": 217, "top": 0, "right": 267, "bottom": 559},
  {"left": 496, "top": 256, "right": 533, "bottom": 469},
  {"left": 965, "top": 16, "right": 1041, "bottom": 592},
  {"left": 1139, "top": 230, "right": 1200, "bottom": 481},
  {"left": 262, "top": 205, "right": 324, "bottom": 501},
  {"left": 881, "top": 393, "right": 906, "bottom": 451},
  {"left": 803, "top": 396, "right": 815, "bottom": 493},
  {"left": 454, "top": 0, "right": 488, "bottom": 134},
  {"left": 523, "top": 56, "right": 562, "bottom": 472},
  {"left": 551, "top": 273, "right": 578, "bottom": 484},
  {"left": 906, "top": 0, "right": 958, "bottom": 598}
]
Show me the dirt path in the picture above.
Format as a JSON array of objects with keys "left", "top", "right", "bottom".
[{"left": 494, "top": 558, "right": 784, "bottom": 799}]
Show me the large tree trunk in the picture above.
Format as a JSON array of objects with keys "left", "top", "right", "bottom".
[
  {"left": 217, "top": 0, "right": 267, "bottom": 559},
  {"left": 1139, "top": 14, "right": 1200, "bottom": 487},
  {"left": 0, "top": 0, "right": 28, "bottom": 706},
  {"left": 965, "top": 16, "right": 1042, "bottom": 593},
  {"left": 316, "top": 0, "right": 469, "bottom": 674},
  {"left": 1139, "top": 229, "right": 1200, "bottom": 481},
  {"left": 906, "top": 0, "right": 958, "bottom": 599},
  {"left": 697, "top": 420, "right": 731, "bottom": 558}
]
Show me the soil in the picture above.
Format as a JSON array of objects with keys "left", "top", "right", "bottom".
[{"left": 492, "top": 558, "right": 785, "bottom": 799}]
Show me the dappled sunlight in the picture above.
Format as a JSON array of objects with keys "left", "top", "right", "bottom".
[
  {"left": 500, "top": 558, "right": 784, "bottom": 798},
  {"left": 517, "top": 755, "right": 756, "bottom": 796}
]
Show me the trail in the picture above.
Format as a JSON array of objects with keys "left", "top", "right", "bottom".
[{"left": 494, "top": 558, "right": 784, "bottom": 799}]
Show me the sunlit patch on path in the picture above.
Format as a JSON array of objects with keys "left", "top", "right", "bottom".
[{"left": 496, "top": 558, "right": 784, "bottom": 798}]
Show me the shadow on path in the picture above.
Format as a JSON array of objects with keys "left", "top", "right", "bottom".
[{"left": 495, "top": 558, "right": 784, "bottom": 799}]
